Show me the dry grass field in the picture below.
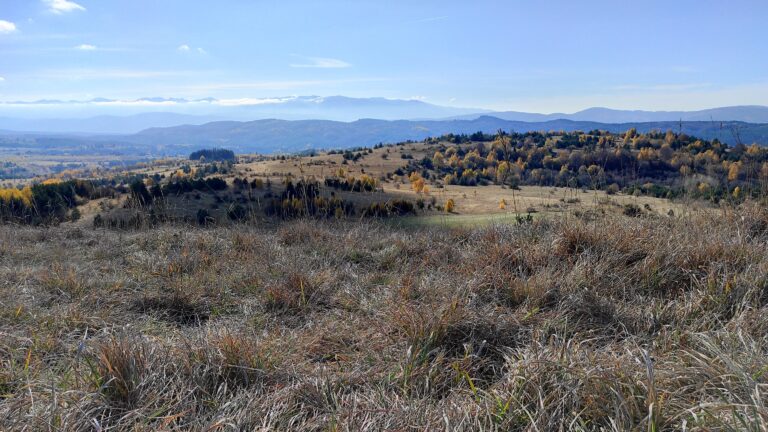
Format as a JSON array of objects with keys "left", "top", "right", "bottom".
[
  {"left": 238, "top": 143, "right": 430, "bottom": 181},
  {"left": 0, "top": 153, "right": 151, "bottom": 187},
  {"left": 88, "top": 138, "right": 712, "bottom": 228},
  {"left": 2, "top": 139, "right": 761, "bottom": 430},
  {"left": 1, "top": 203, "right": 767, "bottom": 430},
  {"left": 232, "top": 143, "right": 694, "bottom": 220}
]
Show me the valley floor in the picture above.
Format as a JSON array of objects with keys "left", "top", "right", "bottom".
[{"left": 1, "top": 207, "right": 767, "bottom": 430}]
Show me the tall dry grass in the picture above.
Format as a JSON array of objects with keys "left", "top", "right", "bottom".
[{"left": 0, "top": 204, "right": 766, "bottom": 430}]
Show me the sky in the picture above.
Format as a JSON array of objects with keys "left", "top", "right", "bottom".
[{"left": 0, "top": 0, "right": 767, "bottom": 113}]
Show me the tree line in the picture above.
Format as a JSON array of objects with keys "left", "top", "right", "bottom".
[{"left": 407, "top": 129, "right": 768, "bottom": 202}]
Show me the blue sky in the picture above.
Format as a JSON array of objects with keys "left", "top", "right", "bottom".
[{"left": 0, "top": 0, "right": 767, "bottom": 112}]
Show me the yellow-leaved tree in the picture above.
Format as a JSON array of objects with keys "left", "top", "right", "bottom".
[
  {"left": 409, "top": 172, "right": 426, "bottom": 194},
  {"left": 727, "top": 162, "right": 741, "bottom": 182},
  {"left": 445, "top": 198, "right": 455, "bottom": 213},
  {"left": 0, "top": 186, "right": 33, "bottom": 207}
]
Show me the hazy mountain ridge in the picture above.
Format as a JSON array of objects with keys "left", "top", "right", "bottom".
[
  {"left": 3, "top": 116, "right": 765, "bottom": 157},
  {"left": 0, "top": 96, "right": 489, "bottom": 131},
  {"left": 0, "top": 96, "right": 766, "bottom": 134},
  {"left": 123, "top": 116, "right": 767, "bottom": 153},
  {"left": 457, "top": 105, "right": 768, "bottom": 123}
]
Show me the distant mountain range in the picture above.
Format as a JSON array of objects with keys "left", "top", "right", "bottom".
[
  {"left": 0, "top": 96, "right": 489, "bottom": 132},
  {"left": 123, "top": 117, "right": 768, "bottom": 153},
  {"left": 3, "top": 116, "right": 766, "bottom": 156},
  {"left": 454, "top": 106, "right": 768, "bottom": 124},
  {"left": 0, "top": 96, "right": 766, "bottom": 134}
]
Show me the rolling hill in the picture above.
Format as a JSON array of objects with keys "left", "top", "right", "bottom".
[
  {"left": 0, "top": 96, "right": 489, "bottom": 132},
  {"left": 0, "top": 116, "right": 760, "bottom": 156},
  {"left": 1, "top": 98, "right": 767, "bottom": 134},
  {"left": 115, "top": 117, "right": 766, "bottom": 153}
]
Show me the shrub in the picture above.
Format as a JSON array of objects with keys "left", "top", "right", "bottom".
[
  {"left": 196, "top": 209, "right": 212, "bottom": 226},
  {"left": 227, "top": 204, "right": 248, "bottom": 221},
  {"left": 622, "top": 203, "right": 642, "bottom": 217},
  {"left": 361, "top": 199, "right": 416, "bottom": 217}
]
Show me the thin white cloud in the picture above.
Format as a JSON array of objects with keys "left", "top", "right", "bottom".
[
  {"left": 178, "top": 44, "right": 207, "bottom": 54},
  {"left": 0, "top": 77, "right": 5, "bottom": 82},
  {"left": 44, "top": 0, "right": 86, "bottom": 14},
  {"left": 75, "top": 43, "right": 96, "bottom": 50},
  {"left": 91, "top": 99, "right": 179, "bottom": 107},
  {"left": 216, "top": 97, "right": 296, "bottom": 106},
  {"left": 0, "top": 20, "right": 17, "bottom": 34},
  {"left": 290, "top": 56, "right": 351, "bottom": 69}
]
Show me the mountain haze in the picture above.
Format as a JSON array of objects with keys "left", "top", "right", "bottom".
[
  {"left": 123, "top": 117, "right": 767, "bottom": 153},
  {"left": 0, "top": 96, "right": 489, "bottom": 132},
  {"left": 5, "top": 116, "right": 764, "bottom": 157},
  {"left": 461, "top": 105, "right": 768, "bottom": 123},
  {"left": 0, "top": 113, "right": 219, "bottom": 135},
  {"left": 0, "top": 96, "right": 766, "bottom": 134}
]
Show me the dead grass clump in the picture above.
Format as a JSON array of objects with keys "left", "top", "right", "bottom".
[
  {"left": 440, "top": 311, "right": 523, "bottom": 382},
  {"left": 131, "top": 293, "right": 210, "bottom": 326},
  {"left": 38, "top": 264, "right": 89, "bottom": 300},
  {"left": 736, "top": 200, "right": 768, "bottom": 239},
  {"left": 264, "top": 271, "right": 334, "bottom": 313},
  {"left": 85, "top": 337, "right": 155, "bottom": 411},
  {"left": 305, "top": 332, "right": 360, "bottom": 364},
  {"left": 389, "top": 302, "right": 522, "bottom": 397},
  {"left": 470, "top": 227, "right": 558, "bottom": 308},
  {"left": 560, "top": 288, "right": 625, "bottom": 333},
  {"left": 468, "top": 226, "right": 560, "bottom": 308},
  {"left": 474, "top": 272, "right": 559, "bottom": 310},
  {"left": 552, "top": 218, "right": 651, "bottom": 263},
  {"left": 230, "top": 230, "right": 262, "bottom": 253},
  {"left": 552, "top": 222, "right": 605, "bottom": 258},
  {"left": 286, "top": 376, "right": 364, "bottom": 425},
  {"left": 487, "top": 340, "right": 650, "bottom": 430},
  {"left": 0, "top": 344, "right": 25, "bottom": 401},
  {"left": 277, "top": 220, "right": 332, "bottom": 246},
  {"left": 184, "top": 331, "right": 278, "bottom": 396}
]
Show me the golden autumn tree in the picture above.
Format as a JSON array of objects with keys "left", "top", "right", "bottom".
[
  {"left": 0, "top": 186, "right": 33, "bottom": 207},
  {"left": 409, "top": 172, "right": 426, "bottom": 194},
  {"left": 432, "top": 151, "right": 445, "bottom": 168},
  {"left": 445, "top": 198, "right": 455, "bottom": 213},
  {"left": 727, "top": 162, "right": 741, "bottom": 182}
]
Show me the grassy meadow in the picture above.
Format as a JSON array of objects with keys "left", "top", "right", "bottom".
[
  {"left": 1, "top": 203, "right": 767, "bottom": 430},
  {"left": 1, "top": 131, "right": 767, "bottom": 430}
]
